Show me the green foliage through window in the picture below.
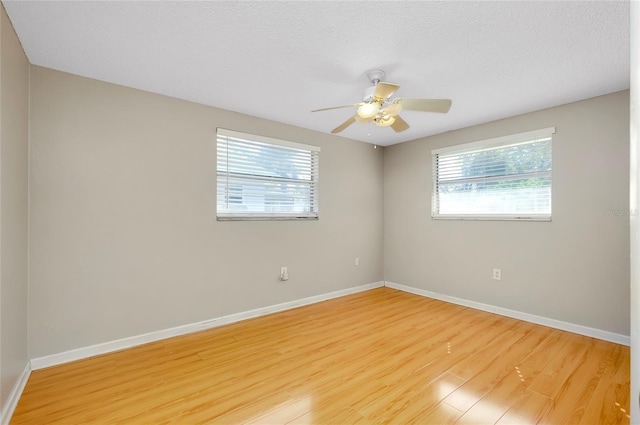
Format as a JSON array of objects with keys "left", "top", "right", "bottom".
[{"left": 432, "top": 128, "right": 553, "bottom": 220}]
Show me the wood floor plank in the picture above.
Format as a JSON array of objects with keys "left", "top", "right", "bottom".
[
  {"left": 537, "top": 338, "right": 607, "bottom": 424},
  {"left": 411, "top": 401, "right": 464, "bottom": 425},
  {"left": 579, "top": 381, "right": 630, "bottom": 425},
  {"left": 495, "top": 390, "right": 553, "bottom": 425},
  {"left": 526, "top": 337, "right": 591, "bottom": 398},
  {"left": 454, "top": 327, "right": 559, "bottom": 424},
  {"left": 378, "top": 372, "right": 466, "bottom": 424},
  {"left": 10, "top": 287, "right": 630, "bottom": 425}
]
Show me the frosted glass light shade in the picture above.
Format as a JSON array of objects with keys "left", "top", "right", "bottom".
[
  {"left": 376, "top": 115, "right": 396, "bottom": 127},
  {"left": 357, "top": 102, "right": 380, "bottom": 118}
]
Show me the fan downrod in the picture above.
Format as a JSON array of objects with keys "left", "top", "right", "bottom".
[{"left": 366, "top": 69, "right": 386, "bottom": 85}]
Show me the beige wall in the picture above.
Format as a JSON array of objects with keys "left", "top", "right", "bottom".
[
  {"left": 629, "top": 2, "right": 639, "bottom": 421},
  {"left": 28, "top": 66, "right": 384, "bottom": 358},
  {"left": 0, "top": 5, "right": 29, "bottom": 408},
  {"left": 384, "top": 91, "right": 630, "bottom": 336},
  {"left": 19, "top": 62, "right": 634, "bottom": 361}
]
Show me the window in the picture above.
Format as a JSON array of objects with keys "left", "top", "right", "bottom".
[
  {"left": 217, "top": 128, "right": 320, "bottom": 220},
  {"left": 431, "top": 127, "right": 554, "bottom": 221}
]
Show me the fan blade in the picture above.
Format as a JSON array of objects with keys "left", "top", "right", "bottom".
[
  {"left": 331, "top": 116, "right": 357, "bottom": 133},
  {"left": 374, "top": 82, "right": 399, "bottom": 100},
  {"left": 380, "top": 102, "right": 403, "bottom": 117},
  {"left": 391, "top": 115, "right": 410, "bottom": 132},
  {"left": 397, "top": 98, "right": 452, "bottom": 113},
  {"left": 312, "top": 103, "right": 361, "bottom": 112}
]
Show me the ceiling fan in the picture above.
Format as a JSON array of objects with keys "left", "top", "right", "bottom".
[{"left": 312, "top": 69, "right": 452, "bottom": 134}]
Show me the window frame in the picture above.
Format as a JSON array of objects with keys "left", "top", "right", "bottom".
[
  {"left": 431, "top": 127, "right": 555, "bottom": 221},
  {"left": 216, "top": 128, "right": 320, "bottom": 221}
]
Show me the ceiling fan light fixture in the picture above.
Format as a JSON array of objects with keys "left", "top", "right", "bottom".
[
  {"left": 376, "top": 115, "right": 396, "bottom": 127},
  {"left": 311, "top": 70, "right": 452, "bottom": 134},
  {"left": 357, "top": 102, "right": 380, "bottom": 118}
]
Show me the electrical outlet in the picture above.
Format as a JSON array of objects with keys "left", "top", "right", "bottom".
[
  {"left": 493, "top": 268, "right": 502, "bottom": 281},
  {"left": 355, "top": 257, "right": 360, "bottom": 266},
  {"left": 280, "top": 267, "right": 288, "bottom": 281}
]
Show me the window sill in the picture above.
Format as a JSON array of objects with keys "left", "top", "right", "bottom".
[
  {"left": 217, "top": 216, "right": 319, "bottom": 221},
  {"left": 432, "top": 215, "right": 551, "bottom": 222}
]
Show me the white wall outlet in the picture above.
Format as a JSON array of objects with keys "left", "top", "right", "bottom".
[
  {"left": 280, "top": 267, "right": 289, "bottom": 281},
  {"left": 493, "top": 268, "right": 502, "bottom": 281},
  {"left": 355, "top": 257, "right": 360, "bottom": 266}
]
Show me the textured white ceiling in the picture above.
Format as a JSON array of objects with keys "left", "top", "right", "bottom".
[{"left": 2, "top": 1, "right": 630, "bottom": 146}]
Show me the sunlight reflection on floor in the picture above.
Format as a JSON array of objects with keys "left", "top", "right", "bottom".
[{"left": 244, "top": 395, "right": 312, "bottom": 425}]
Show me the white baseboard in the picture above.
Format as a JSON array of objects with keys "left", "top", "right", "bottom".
[
  {"left": 385, "top": 281, "right": 630, "bottom": 346},
  {"left": 0, "top": 362, "right": 31, "bottom": 425},
  {"left": 30, "top": 281, "right": 385, "bottom": 370}
]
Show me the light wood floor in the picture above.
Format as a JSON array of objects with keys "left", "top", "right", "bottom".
[{"left": 12, "top": 287, "right": 629, "bottom": 424}]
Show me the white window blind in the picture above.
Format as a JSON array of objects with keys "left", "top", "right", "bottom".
[
  {"left": 432, "top": 127, "right": 554, "bottom": 221},
  {"left": 217, "top": 128, "right": 320, "bottom": 220}
]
